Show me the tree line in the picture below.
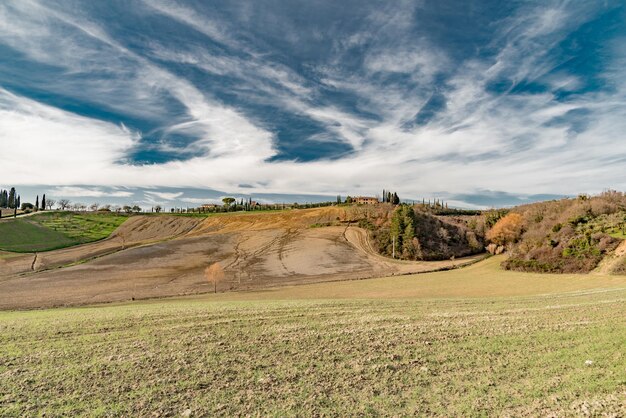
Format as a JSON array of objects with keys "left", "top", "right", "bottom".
[
  {"left": 381, "top": 189, "right": 400, "bottom": 204},
  {"left": 0, "top": 188, "right": 21, "bottom": 210},
  {"left": 0, "top": 188, "right": 56, "bottom": 212},
  {"left": 0, "top": 188, "right": 50, "bottom": 218}
]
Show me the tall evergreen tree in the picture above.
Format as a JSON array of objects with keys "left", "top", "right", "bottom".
[
  {"left": 35, "top": 195, "right": 39, "bottom": 211},
  {"left": 41, "top": 194, "right": 46, "bottom": 211},
  {"left": 402, "top": 205, "right": 417, "bottom": 256},
  {"left": 392, "top": 192, "right": 400, "bottom": 205},
  {"left": 390, "top": 209, "right": 404, "bottom": 256},
  {"left": 8, "top": 187, "right": 16, "bottom": 209},
  {"left": 16, "top": 195, "right": 20, "bottom": 209}
]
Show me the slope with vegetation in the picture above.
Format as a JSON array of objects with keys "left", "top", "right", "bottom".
[
  {"left": 0, "top": 212, "right": 128, "bottom": 252},
  {"left": 491, "top": 191, "right": 626, "bottom": 273},
  {"left": 361, "top": 204, "right": 485, "bottom": 261}
]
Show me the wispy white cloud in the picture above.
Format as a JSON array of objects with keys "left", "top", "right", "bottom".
[
  {"left": 49, "top": 186, "right": 134, "bottom": 198},
  {"left": 144, "top": 191, "right": 184, "bottom": 201},
  {"left": 0, "top": 88, "right": 137, "bottom": 184},
  {"left": 0, "top": 0, "right": 624, "bottom": 206}
]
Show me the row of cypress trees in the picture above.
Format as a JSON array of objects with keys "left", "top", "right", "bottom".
[
  {"left": 0, "top": 187, "right": 49, "bottom": 216},
  {"left": 381, "top": 189, "right": 400, "bottom": 204},
  {"left": 0, "top": 187, "right": 21, "bottom": 209}
]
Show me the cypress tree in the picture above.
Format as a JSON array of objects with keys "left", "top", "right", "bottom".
[
  {"left": 390, "top": 209, "right": 404, "bottom": 255},
  {"left": 35, "top": 195, "right": 39, "bottom": 211},
  {"left": 402, "top": 215, "right": 415, "bottom": 257},
  {"left": 8, "top": 187, "right": 16, "bottom": 209},
  {"left": 41, "top": 194, "right": 46, "bottom": 211}
]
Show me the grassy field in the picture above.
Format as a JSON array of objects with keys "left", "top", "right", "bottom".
[
  {"left": 0, "top": 212, "right": 128, "bottom": 252},
  {"left": 0, "top": 257, "right": 624, "bottom": 416}
]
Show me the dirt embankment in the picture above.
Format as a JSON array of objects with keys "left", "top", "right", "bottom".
[
  {"left": 593, "top": 240, "right": 626, "bottom": 275},
  {"left": 0, "top": 208, "right": 484, "bottom": 310},
  {"left": 191, "top": 206, "right": 347, "bottom": 234}
]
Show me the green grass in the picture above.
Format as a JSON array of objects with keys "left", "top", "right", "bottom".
[
  {"left": 0, "top": 287, "right": 624, "bottom": 416},
  {"left": 609, "top": 229, "right": 626, "bottom": 239},
  {"left": 0, "top": 212, "right": 128, "bottom": 252},
  {"left": 0, "top": 219, "right": 76, "bottom": 252}
]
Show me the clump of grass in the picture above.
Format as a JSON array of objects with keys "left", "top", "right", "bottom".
[{"left": 309, "top": 221, "right": 339, "bottom": 228}]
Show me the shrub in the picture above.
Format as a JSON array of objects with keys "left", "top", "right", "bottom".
[
  {"left": 562, "top": 235, "right": 600, "bottom": 259},
  {"left": 486, "top": 213, "right": 524, "bottom": 246}
]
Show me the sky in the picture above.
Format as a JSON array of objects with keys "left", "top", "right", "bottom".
[{"left": 1, "top": 0, "right": 625, "bottom": 209}]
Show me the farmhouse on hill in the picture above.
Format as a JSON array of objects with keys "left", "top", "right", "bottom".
[{"left": 354, "top": 196, "right": 379, "bottom": 205}]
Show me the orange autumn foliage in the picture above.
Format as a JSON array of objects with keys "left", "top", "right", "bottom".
[
  {"left": 204, "top": 262, "right": 225, "bottom": 293},
  {"left": 487, "top": 213, "right": 524, "bottom": 246}
]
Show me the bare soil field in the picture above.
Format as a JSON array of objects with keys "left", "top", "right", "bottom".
[{"left": 0, "top": 209, "right": 483, "bottom": 310}]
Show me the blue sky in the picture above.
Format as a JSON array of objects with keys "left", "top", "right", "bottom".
[{"left": 1, "top": 0, "right": 625, "bottom": 208}]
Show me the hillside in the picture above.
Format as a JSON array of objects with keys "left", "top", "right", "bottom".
[
  {"left": 0, "top": 212, "right": 128, "bottom": 252},
  {"left": 350, "top": 194, "right": 625, "bottom": 274},
  {"left": 491, "top": 191, "right": 626, "bottom": 273},
  {"left": 355, "top": 204, "right": 486, "bottom": 261},
  {"left": 0, "top": 207, "right": 484, "bottom": 310}
]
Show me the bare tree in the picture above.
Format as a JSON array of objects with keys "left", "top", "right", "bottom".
[
  {"left": 118, "top": 230, "right": 127, "bottom": 250},
  {"left": 89, "top": 203, "right": 100, "bottom": 212},
  {"left": 45, "top": 199, "right": 56, "bottom": 210},
  {"left": 204, "top": 262, "right": 225, "bottom": 293},
  {"left": 57, "top": 199, "right": 71, "bottom": 210}
]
